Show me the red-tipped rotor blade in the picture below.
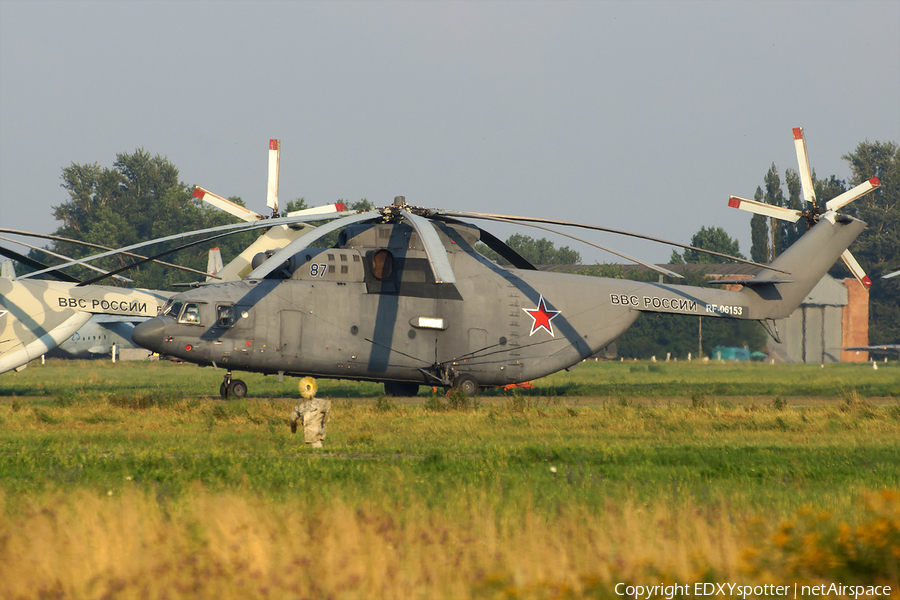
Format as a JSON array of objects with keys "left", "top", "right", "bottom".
[
  {"left": 841, "top": 250, "right": 871, "bottom": 289},
  {"left": 193, "top": 186, "right": 264, "bottom": 222},
  {"left": 286, "top": 202, "right": 347, "bottom": 217},
  {"left": 825, "top": 177, "right": 881, "bottom": 212},
  {"left": 793, "top": 127, "right": 816, "bottom": 207},
  {"left": 728, "top": 196, "right": 802, "bottom": 222},
  {"left": 267, "top": 139, "right": 280, "bottom": 214}
]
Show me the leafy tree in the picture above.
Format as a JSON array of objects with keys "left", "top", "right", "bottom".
[
  {"left": 36, "top": 149, "right": 256, "bottom": 289},
  {"left": 749, "top": 187, "right": 770, "bottom": 263},
  {"left": 284, "top": 198, "right": 308, "bottom": 213},
  {"left": 670, "top": 226, "right": 745, "bottom": 264},
  {"left": 841, "top": 140, "right": 900, "bottom": 344},
  {"left": 476, "top": 234, "right": 580, "bottom": 265}
]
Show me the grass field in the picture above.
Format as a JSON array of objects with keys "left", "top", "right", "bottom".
[{"left": 1, "top": 359, "right": 898, "bottom": 599}]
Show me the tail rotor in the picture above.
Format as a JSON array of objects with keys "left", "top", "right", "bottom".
[{"left": 728, "top": 127, "right": 880, "bottom": 289}]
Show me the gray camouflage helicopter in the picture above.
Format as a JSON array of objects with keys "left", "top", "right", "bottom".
[
  {"left": 17, "top": 128, "right": 872, "bottom": 398},
  {"left": 128, "top": 175, "right": 873, "bottom": 398}
]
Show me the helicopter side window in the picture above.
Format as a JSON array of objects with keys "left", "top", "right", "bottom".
[
  {"left": 216, "top": 304, "right": 235, "bottom": 328},
  {"left": 178, "top": 303, "right": 202, "bottom": 325},
  {"left": 371, "top": 249, "right": 394, "bottom": 281}
]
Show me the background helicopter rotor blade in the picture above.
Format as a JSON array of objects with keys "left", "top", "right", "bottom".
[
  {"left": 441, "top": 210, "right": 787, "bottom": 273},
  {"left": 793, "top": 127, "right": 817, "bottom": 209},
  {"left": 825, "top": 177, "right": 881, "bottom": 212},
  {"left": 267, "top": 139, "right": 280, "bottom": 216},
  {"left": 727, "top": 196, "right": 803, "bottom": 222},
  {"left": 247, "top": 209, "right": 383, "bottom": 279},
  {"left": 0, "top": 228, "right": 215, "bottom": 280},
  {"left": 286, "top": 201, "right": 347, "bottom": 218},
  {"left": 0, "top": 246, "right": 80, "bottom": 283},
  {"left": 840, "top": 249, "right": 872, "bottom": 289},
  {"left": 0, "top": 236, "right": 133, "bottom": 283},
  {"left": 74, "top": 209, "right": 372, "bottom": 287},
  {"left": 193, "top": 187, "right": 265, "bottom": 222},
  {"left": 18, "top": 210, "right": 357, "bottom": 282},
  {"left": 402, "top": 210, "right": 457, "bottom": 283}
]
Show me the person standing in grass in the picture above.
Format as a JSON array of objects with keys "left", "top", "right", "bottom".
[{"left": 290, "top": 377, "right": 330, "bottom": 448}]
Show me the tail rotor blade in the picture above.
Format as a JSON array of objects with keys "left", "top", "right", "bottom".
[
  {"left": 793, "top": 127, "right": 817, "bottom": 207},
  {"left": 841, "top": 250, "right": 871, "bottom": 289},
  {"left": 267, "top": 139, "right": 280, "bottom": 215},
  {"left": 728, "top": 196, "right": 802, "bottom": 222},
  {"left": 825, "top": 177, "right": 881, "bottom": 212},
  {"left": 193, "top": 187, "right": 264, "bottom": 222}
]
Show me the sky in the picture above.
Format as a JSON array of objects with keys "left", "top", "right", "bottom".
[{"left": 1, "top": 0, "right": 898, "bottom": 265}]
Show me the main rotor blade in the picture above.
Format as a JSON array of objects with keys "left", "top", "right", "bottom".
[
  {"left": 18, "top": 210, "right": 355, "bottom": 281},
  {"left": 442, "top": 210, "right": 788, "bottom": 274},
  {"left": 193, "top": 187, "right": 264, "bottom": 222},
  {"left": 468, "top": 225, "right": 537, "bottom": 270},
  {"left": 0, "top": 246, "right": 80, "bottom": 283},
  {"left": 466, "top": 214, "right": 682, "bottom": 279},
  {"left": 793, "top": 127, "right": 816, "bottom": 207},
  {"left": 247, "top": 210, "right": 383, "bottom": 279},
  {"left": 883, "top": 269, "right": 900, "bottom": 280},
  {"left": 825, "top": 177, "right": 881, "bottom": 212},
  {"left": 402, "top": 210, "right": 456, "bottom": 283},
  {"left": 267, "top": 139, "right": 280, "bottom": 214},
  {"left": 841, "top": 250, "right": 871, "bottom": 289},
  {"left": 0, "top": 228, "right": 218, "bottom": 280},
  {"left": 727, "top": 196, "right": 802, "bottom": 222},
  {"left": 0, "top": 236, "right": 132, "bottom": 283}
]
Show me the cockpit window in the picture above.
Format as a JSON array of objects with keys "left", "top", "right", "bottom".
[
  {"left": 178, "top": 303, "right": 202, "bottom": 325},
  {"left": 162, "top": 300, "right": 184, "bottom": 318},
  {"left": 216, "top": 304, "right": 235, "bottom": 328}
]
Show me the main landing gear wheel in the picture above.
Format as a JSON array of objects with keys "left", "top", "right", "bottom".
[
  {"left": 452, "top": 375, "right": 479, "bottom": 397},
  {"left": 383, "top": 381, "right": 420, "bottom": 397},
  {"left": 219, "top": 372, "right": 248, "bottom": 399}
]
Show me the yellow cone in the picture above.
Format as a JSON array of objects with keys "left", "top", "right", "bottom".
[{"left": 299, "top": 376, "right": 318, "bottom": 399}]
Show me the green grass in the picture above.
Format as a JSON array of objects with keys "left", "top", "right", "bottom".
[
  {"left": 0, "top": 359, "right": 898, "bottom": 598},
  {"left": 3, "top": 357, "right": 899, "bottom": 401}
]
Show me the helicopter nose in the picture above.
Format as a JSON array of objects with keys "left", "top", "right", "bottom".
[{"left": 131, "top": 318, "right": 166, "bottom": 352}]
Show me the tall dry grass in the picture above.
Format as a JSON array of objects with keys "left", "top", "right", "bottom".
[
  {"left": 0, "top": 486, "right": 742, "bottom": 600},
  {"left": 2, "top": 487, "right": 897, "bottom": 599}
]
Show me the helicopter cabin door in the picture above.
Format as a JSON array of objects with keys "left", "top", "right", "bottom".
[{"left": 278, "top": 310, "right": 302, "bottom": 359}]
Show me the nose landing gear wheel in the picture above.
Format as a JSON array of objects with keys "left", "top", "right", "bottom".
[{"left": 219, "top": 372, "right": 248, "bottom": 399}]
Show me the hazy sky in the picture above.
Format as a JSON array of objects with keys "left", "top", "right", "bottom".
[{"left": 1, "top": 0, "right": 898, "bottom": 264}]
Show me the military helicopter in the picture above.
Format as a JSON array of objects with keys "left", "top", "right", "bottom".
[{"left": 116, "top": 129, "right": 877, "bottom": 398}]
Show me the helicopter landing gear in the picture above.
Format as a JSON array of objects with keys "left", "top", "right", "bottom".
[
  {"left": 383, "top": 381, "right": 420, "bottom": 397},
  {"left": 452, "top": 374, "right": 479, "bottom": 397},
  {"left": 219, "top": 371, "right": 247, "bottom": 399}
]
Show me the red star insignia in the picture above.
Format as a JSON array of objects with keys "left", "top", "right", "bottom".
[{"left": 523, "top": 295, "right": 561, "bottom": 337}]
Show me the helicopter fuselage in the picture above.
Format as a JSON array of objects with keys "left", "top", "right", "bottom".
[{"left": 131, "top": 213, "right": 865, "bottom": 393}]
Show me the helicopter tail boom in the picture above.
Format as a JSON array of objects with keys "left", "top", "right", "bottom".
[{"left": 625, "top": 213, "right": 866, "bottom": 322}]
